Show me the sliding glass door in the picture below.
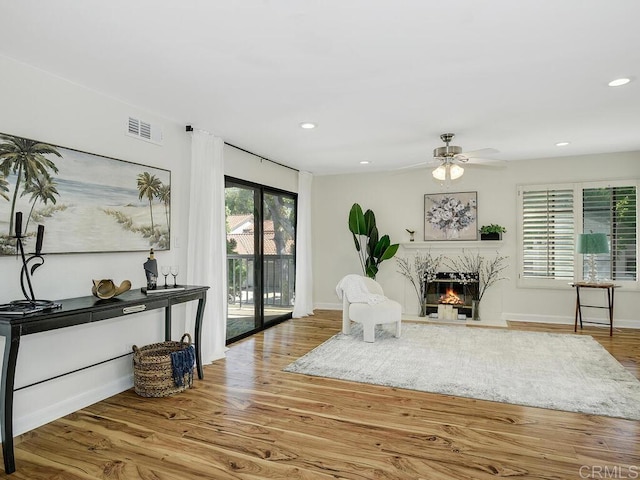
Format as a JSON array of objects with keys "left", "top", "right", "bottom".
[
  {"left": 225, "top": 177, "right": 296, "bottom": 343},
  {"left": 225, "top": 180, "right": 257, "bottom": 341},
  {"left": 262, "top": 190, "right": 296, "bottom": 326}
]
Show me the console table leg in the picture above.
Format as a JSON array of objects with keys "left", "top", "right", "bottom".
[
  {"left": 1, "top": 325, "right": 20, "bottom": 474},
  {"left": 194, "top": 294, "right": 206, "bottom": 380},
  {"left": 164, "top": 306, "right": 172, "bottom": 342},
  {"left": 574, "top": 286, "right": 583, "bottom": 332},
  {"left": 608, "top": 287, "right": 614, "bottom": 337}
]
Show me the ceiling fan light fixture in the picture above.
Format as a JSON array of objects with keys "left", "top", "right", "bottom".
[
  {"left": 432, "top": 164, "right": 464, "bottom": 181},
  {"left": 429, "top": 133, "right": 489, "bottom": 181},
  {"left": 449, "top": 164, "right": 464, "bottom": 180},
  {"left": 432, "top": 165, "right": 447, "bottom": 181}
]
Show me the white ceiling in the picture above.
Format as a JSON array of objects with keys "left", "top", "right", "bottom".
[{"left": 1, "top": 0, "right": 639, "bottom": 175}]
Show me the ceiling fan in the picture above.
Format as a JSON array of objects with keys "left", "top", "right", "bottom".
[{"left": 430, "top": 133, "right": 499, "bottom": 181}]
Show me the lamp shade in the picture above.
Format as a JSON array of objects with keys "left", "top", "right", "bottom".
[
  {"left": 576, "top": 233, "right": 609, "bottom": 254},
  {"left": 449, "top": 164, "right": 464, "bottom": 180},
  {"left": 432, "top": 165, "right": 447, "bottom": 181},
  {"left": 432, "top": 163, "right": 465, "bottom": 181}
]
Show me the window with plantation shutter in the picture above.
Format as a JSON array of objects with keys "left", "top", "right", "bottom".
[
  {"left": 519, "top": 180, "right": 638, "bottom": 287},
  {"left": 521, "top": 187, "right": 575, "bottom": 280},
  {"left": 582, "top": 185, "right": 637, "bottom": 281}
]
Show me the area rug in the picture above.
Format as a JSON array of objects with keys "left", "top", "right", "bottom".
[{"left": 283, "top": 323, "right": 640, "bottom": 420}]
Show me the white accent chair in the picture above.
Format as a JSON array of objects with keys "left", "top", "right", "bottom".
[{"left": 340, "top": 276, "right": 402, "bottom": 343}]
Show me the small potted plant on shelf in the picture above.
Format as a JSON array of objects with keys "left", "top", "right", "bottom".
[
  {"left": 406, "top": 228, "right": 415, "bottom": 242},
  {"left": 479, "top": 224, "right": 506, "bottom": 240}
]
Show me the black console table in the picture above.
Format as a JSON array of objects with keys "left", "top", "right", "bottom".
[{"left": 0, "top": 284, "right": 209, "bottom": 474}]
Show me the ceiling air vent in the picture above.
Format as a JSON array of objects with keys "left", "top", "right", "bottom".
[{"left": 126, "top": 116, "right": 163, "bottom": 145}]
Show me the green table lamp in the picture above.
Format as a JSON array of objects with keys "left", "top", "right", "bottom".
[{"left": 576, "top": 233, "right": 609, "bottom": 283}]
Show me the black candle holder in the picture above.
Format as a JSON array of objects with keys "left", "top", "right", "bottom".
[
  {"left": 8, "top": 212, "right": 57, "bottom": 312},
  {"left": 15, "top": 235, "right": 44, "bottom": 303}
]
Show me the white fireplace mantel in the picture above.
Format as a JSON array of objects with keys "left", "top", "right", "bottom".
[
  {"left": 396, "top": 240, "right": 508, "bottom": 327},
  {"left": 400, "top": 240, "right": 504, "bottom": 251}
]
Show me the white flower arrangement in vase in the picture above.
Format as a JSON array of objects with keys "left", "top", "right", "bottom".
[{"left": 396, "top": 250, "right": 444, "bottom": 316}]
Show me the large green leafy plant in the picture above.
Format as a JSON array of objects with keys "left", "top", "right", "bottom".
[{"left": 348, "top": 203, "right": 399, "bottom": 279}]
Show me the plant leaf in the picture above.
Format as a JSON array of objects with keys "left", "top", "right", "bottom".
[
  {"left": 364, "top": 209, "right": 376, "bottom": 235},
  {"left": 379, "top": 242, "right": 399, "bottom": 261},
  {"left": 365, "top": 263, "right": 378, "bottom": 279},
  {"left": 352, "top": 233, "right": 361, "bottom": 252},
  {"left": 348, "top": 203, "right": 366, "bottom": 235},
  {"left": 373, "top": 234, "right": 390, "bottom": 259},
  {"left": 368, "top": 225, "right": 379, "bottom": 255}
]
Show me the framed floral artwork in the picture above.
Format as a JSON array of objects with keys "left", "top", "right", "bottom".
[{"left": 424, "top": 191, "right": 478, "bottom": 241}]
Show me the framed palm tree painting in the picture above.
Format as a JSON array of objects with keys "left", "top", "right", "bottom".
[{"left": 0, "top": 132, "right": 171, "bottom": 255}]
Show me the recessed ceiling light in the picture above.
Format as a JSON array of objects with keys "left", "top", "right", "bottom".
[
  {"left": 359, "top": 160, "right": 370, "bottom": 165},
  {"left": 608, "top": 78, "right": 631, "bottom": 87},
  {"left": 300, "top": 122, "right": 316, "bottom": 129},
  {"left": 556, "top": 142, "right": 570, "bottom": 147}
]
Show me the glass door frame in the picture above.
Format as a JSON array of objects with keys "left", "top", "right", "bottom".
[{"left": 225, "top": 176, "right": 297, "bottom": 344}]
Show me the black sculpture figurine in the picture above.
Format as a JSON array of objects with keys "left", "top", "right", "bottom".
[{"left": 143, "top": 248, "right": 158, "bottom": 290}]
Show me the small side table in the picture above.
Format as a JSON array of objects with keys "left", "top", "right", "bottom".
[{"left": 570, "top": 282, "right": 619, "bottom": 336}]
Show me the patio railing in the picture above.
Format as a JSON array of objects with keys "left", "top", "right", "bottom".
[{"left": 227, "top": 254, "right": 295, "bottom": 308}]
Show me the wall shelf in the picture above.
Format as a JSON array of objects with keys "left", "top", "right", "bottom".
[{"left": 400, "top": 240, "right": 504, "bottom": 250}]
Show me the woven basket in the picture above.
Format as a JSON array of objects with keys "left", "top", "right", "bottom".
[{"left": 132, "top": 333, "right": 194, "bottom": 398}]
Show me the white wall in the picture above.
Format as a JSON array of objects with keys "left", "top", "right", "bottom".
[
  {"left": 312, "top": 153, "right": 640, "bottom": 327},
  {"left": 0, "top": 55, "right": 192, "bottom": 435}
]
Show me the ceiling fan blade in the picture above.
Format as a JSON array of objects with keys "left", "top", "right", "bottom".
[
  {"left": 465, "top": 158, "right": 507, "bottom": 167},
  {"left": 461, "top": 147, "right": 500, "bottom": 158},
  {"left": 395, "top": 161, "right": 428, "bottom": 171},
  {"left": 396, "top": 159, "right": 440, "bottom": 170},
  {"left": 452, "top": 154, "right": 470, "bottom": 163}
]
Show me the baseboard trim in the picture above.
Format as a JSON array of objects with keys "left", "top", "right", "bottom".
[
  {"left": 315, "top": 305, "right": 640, "bottom": 329},
  {"left": 15, "top": 347, "right": 226, "bottom": 437},
  {"left": 14, "top": 375, "right": 133, "bottom": 436},
  {"left": 209, "top": 347, "right": 228, "bottom": 362},
  {"left": 503, "top": 312, "right": 640, "bottom": 329},
  {"left": 314, "top": 302, "right": 341, "bottom": 310}
]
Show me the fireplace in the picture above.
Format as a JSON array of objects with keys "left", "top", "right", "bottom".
[{"left": 425, "top": 272, "right": 479, "bottom": 318}]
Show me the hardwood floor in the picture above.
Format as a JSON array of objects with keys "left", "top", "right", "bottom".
[{"left": 3, "top": 310, "right": 640, "bottom": 479}]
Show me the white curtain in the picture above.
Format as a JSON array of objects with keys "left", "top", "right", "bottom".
[
  {"left": 187, "top": 130, "right": 227, "bottom": 361},
  {"left": 293, "top": 171, "right": 314, "bottom": 318}
]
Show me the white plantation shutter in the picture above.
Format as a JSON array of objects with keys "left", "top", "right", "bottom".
[
  {"left": 519, "top": 180, "right": 638, "bottom": 287},
  {"left": 521, "top": 187, "right": 575, "bottom": 280},
  {"left": 582, "top": 185, "right": 637, "bottom": 281}
]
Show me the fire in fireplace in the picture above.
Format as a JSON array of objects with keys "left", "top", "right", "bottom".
[
  {"left": 425, "top": 272, "right": 479, "bottom": 316},
  {"left": 439, "top": 287, "right": 464, "bottom": 305}
]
